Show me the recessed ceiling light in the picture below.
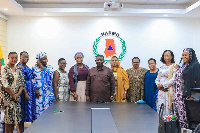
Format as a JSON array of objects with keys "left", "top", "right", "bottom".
[
  {"left": 4, "top": 8, "right": 8, "bottom": 11},
  {"left": 104, "top": 13, "right": 108, "bottom": 16},
  {"left": 163, "top": 14, "right": 168, "bottom": 17},
  {"left": 44, "top": 13, "right": 47, "bottom": 16}
]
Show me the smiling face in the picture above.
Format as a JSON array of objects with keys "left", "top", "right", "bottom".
[
  {"left": 148, "top": 60, "right": 156, "bottom": 70},
  {"left": 20, "top": 52, "right": 29, "bottom": 64},
  {"left": 182, "top": 51, "right": 190, "bottom": 65},
  {"left": 8, "top": 53, "right": 18, "bottom": 65},
  {"left": 58, "top": 60, "right": 67, "bottom": 70},
  {"left": 164, "top": 51, "right": 172, "bottom": 64}
]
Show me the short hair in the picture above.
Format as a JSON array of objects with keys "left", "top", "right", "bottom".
[
  {"left": 148, "top": 58, "right": 156, "bottom": 64},
  {"left": 132, "top": 57, "right": 140, "bottom": 63},
  {"left": 96, "top": 55, "right": 104, "bottom": 60},
  {"left": 8, "top": 52, "right": 18, "bottom": 57},
  {"left": 160, "top": 50, "right": 175, "bottom": 64},
  {"left": 20, "top": 51, "right": 28, "bottom": 57},
  {"left": 58, "top": 58, "right": 65, "bottom": 64}
]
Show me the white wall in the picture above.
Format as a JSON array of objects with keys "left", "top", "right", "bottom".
[
  {"left": 0, "top": 17, "right": 7, "bottom": 64},
  {"left": 7, "top": 16, "right": 200, "bottom": 71}
]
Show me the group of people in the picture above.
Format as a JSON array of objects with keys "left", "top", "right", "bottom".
[
  {"left": 0, "top": 48, "right": 199, "bottom": 133},
  {"left": 155, "top": 48, "right": 200, "bottom": 129}
]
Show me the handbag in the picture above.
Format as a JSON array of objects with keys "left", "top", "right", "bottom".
[
  {"left": 158, "top": 103, "right": 180, "bottom": 133},
  {"left": 185, "top": 88, "right": 200, "bottom": 130},
  {"left": 193, "top": 123, "right": 200, "bottom": 133}
]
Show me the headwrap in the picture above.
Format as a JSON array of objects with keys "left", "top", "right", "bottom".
[
  {"left": 110, "top": 56, "right": 129, "bottom": 102},
  {"left": 36, "top": 52, "right": 47, "bottom": 60},
  {"left": 182, "top": 48, "right": 200, "bottom": 97},
  {"left": 183, "top": 49, "right": 190, "bottom": 53},
  {"left": 111, "top": 56, "right": 121, "bottom": 72},
  {"left": 74, "top": 52, "right": 84, "bottom": 59},
  {"left": 183, "top": 48, "right": 198, "bottom": 65}
]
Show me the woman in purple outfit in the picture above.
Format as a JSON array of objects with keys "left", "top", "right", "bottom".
[
  {"left": 175, "top": 48, "right": 200, "bottom": 128},
  {"left": 68, "top": 52, "right": 89, "bottom": 102}
]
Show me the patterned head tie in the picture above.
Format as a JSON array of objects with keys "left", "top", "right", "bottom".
[
  {"left": 74, "top": 52, "right": 84, "bottom": 59},
  {"left": 36, "top": 52, "right": 47, "bottom": 60},
  {"left": 183, "top": 48, "right": 193, "bottom": 62},
  {"left": 183, "top": 49, "right": 190, "bottom": 53}
]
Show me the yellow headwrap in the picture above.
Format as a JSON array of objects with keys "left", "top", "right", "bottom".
[
  {"left": 111, "top": 56, "right": 121, "bottom": 72},
  {"left": 110, "top": 56, "right": 129, "bottom": 102}
]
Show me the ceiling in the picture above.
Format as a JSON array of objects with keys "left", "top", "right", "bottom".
[
  {"left": 14, "top": 0, "right": 198, "bottom": 5},
  {"left": 1, "top": 0, "right": 200, "bottom": 18}
]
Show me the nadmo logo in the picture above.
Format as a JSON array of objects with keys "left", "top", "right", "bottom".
[{"left": 93, "top": 31, "right": 126, "bottom": 63}]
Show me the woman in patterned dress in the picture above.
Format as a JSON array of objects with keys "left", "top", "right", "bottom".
[
  {"left": 53, "top": 58, "right": 69, "bottom": 101},
  {"left": 155, "top": 50, "right": 178, "bottom": 115},
  {"left": 68, "top": 52, "right": 89, "bottom": 102},
  {"left": 1, "top": 52, "right": 25, "bottom": 133},
  {"left": 16, "top": 51, "right": 36, "bottom": 132},
  {"left": 126, "top": 57, "right": 147, "bottom": 103},
  {"left": 175, "top": 48, "right": 200, "bottom": 128},
  {"left": 32, "top": 52, "right": 55, "bottom": 118},
  {"left": 0, "top": 72, "right": 5, "bottom": 133}
]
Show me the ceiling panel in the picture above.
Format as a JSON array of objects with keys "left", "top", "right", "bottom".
[
  {"left": 15, "top": 0, "right": 198, "bottom": 5},
  {"left": 3, "top": 0, "right": 200, "bottom": 17},
  {"left": 148, "top": 0, "right": 199, "bottom": 5},
  {"left": 175, "top": 0, "right": 199, "bottom": 4}
]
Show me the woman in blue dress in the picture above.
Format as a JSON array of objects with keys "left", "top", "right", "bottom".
[
  {"left": 17, "top": 51, "right": 36, "bottom": 132},
  {"left": 32, "top": 52, "right": 55, "bottom": 118},
  {"left": 144, "top": 58, "right": 159, "bottom": 111}
]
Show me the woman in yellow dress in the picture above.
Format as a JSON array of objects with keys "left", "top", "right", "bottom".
[{"left": 110, "top": 56, "right": 129, "bottom": 102}]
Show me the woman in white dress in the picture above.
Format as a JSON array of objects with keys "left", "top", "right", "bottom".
[
  {"left": 155, "top": 50, "right": 178, "bottom": 115},
  {"left": 53, "top": 58, "right": 69, "bottom": 101}
]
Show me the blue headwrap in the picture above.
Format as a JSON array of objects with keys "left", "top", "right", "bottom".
[
  {"left": 36, "top": 52, "right": 47, "bottom": 60},
  {"left": 74, "top": 52, "right": 84, "bottom": 59}
]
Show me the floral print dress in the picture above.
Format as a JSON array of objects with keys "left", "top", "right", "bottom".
[
  {"left": 175, "top": 65, "right": 187, "bottom": 128},
  {"left": 155, "top": 64, "right": 176, "bottom": 115},
  {"left": 1, "top": 65, "right": 25, "bottom": 124},
  {"left": 126, "top": 68, "right": 147, "bottom": 102},
  {"left": 56, "top": 69, "right": 69, "bottom": 101}
]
